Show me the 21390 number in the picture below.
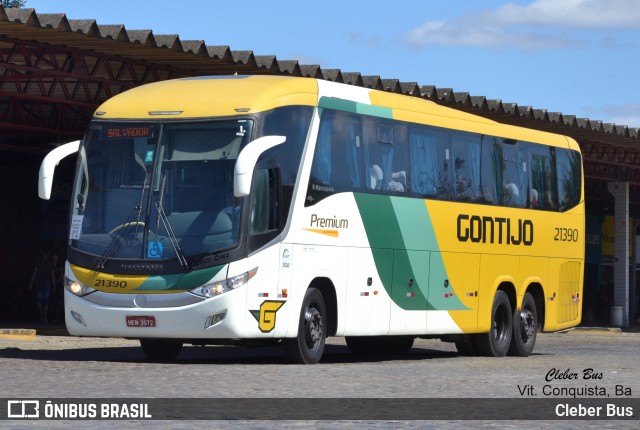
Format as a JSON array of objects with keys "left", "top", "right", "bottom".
[
  {"left": 94, "top": 279, "right": 128, "bottom": 288},
  {"left": 554, "top": 227, "right": 579, "bottom": 242}
]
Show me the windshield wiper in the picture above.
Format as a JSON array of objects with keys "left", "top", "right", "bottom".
[
  {"left": 155, "top": 174, "right": 189, "bottom": 269},
  {"left": 96, "top": 176, "right": 148, "bottom": 269},
  {"left": 95, "top": 205, "right": 143, "bottom": 269}
]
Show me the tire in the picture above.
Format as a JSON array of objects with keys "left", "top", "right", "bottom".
[
  {"left": 284, "top": 288, "right": 326, "bottom": 364},
  {"left": 140, "top": 339, "right": 183, "bottom": 362},
  {"left": 476, "top": 290, "right": 513, "bottom": 357},
  {"left": 346, "top": 336, "right": 414, "bottom": 356},
  {"left": 508, "top": 292, "right": 538, "bottom": 357}
]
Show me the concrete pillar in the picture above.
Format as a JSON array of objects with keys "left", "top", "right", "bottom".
[{"left": 607, "top": 182, "right": 629, "bottom": 327}]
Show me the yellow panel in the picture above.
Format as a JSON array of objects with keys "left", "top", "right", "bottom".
[
  {"left": 557, "top": 261, "right": 582, "bottom": 326},
  {"left": 96, "top": 75, "right": 318, "bottom": 119},
  {"left": 474, "top": 254, "right": 518, "bottom": 332},
  {"left": 443, "top": 252, "right": 480, "bottom": 332},
  {"left": 71, "top": 264, "right": 148, "bottom": 293},
  {"left": 425, "top": 200, "right": 584, "bottom": 260}
]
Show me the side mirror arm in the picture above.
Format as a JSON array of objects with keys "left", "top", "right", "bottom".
[
  {"left": 38, "top": 140, "right": 80, "bottom": 200},
  {"left": 234, "top": 135, "right": 286, "bottom": 197}
]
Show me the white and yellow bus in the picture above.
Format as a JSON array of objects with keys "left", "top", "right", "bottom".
[{"left": 39, "top": 75, "right": 584, "bottom": 363}]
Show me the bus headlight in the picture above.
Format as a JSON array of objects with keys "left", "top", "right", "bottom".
[
  {"left": 65, "top": 276, "right": 96, "bottom": 297},
  {"left": 191, "top": 267, "right": 258, "bottom": 298}
]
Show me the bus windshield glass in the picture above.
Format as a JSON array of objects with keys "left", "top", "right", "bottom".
[{"left": 69, "top": 119, "right": 253, "bottom": 265}]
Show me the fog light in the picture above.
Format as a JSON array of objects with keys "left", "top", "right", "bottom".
[
  {"left": 204, "top": 312, "right": 226, "bottom": 328},
  {"left": 70, "top": 310, "right": 87, "bottom": 326}
]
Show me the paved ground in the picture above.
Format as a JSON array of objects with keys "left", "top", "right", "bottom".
[{"left": 0, "top": 323, "right": 638, "bottom": 428}]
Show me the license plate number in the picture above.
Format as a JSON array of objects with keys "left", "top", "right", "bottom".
[{"left": 126, "top": 316, "right": 156, "bottom": 327}]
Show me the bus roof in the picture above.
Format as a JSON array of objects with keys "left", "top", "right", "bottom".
[
  {"left": 94, "top": 75, "right": 319, "bottom": 120},
  {"left": 94, "top": 75, "right": 577, "bottom": 150}
]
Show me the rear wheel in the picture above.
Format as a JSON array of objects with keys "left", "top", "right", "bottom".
[
  {"left": 284, "top": 288, "right": 326, "bottom": 364},
  {"left": 508, "top": 292, "right": 538, "bottom": 357},
  {"left": 140, "top": 339, "right": 183, "bottom": 362},
  {"left": 476, "top": 290, "right": 512, "bottom": 357}
]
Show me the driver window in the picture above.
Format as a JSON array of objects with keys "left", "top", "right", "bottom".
[{"left": 250, "top": 167, "right": 280, "bottom": 236}]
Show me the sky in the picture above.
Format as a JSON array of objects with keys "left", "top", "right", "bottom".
[{"left": 24, "top": 0, "right": 640, "bottom": 127}]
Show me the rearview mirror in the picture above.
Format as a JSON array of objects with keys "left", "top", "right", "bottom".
[
  {"left": 38, "top": 141, "right": 80, "bottom": 200},
  {"left": 234, "top": 135, "right": 286, "bottom": 197}
]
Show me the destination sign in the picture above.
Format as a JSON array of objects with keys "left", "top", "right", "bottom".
[{"left": 103, "top": 126, "right": 154, "bottom": 139}]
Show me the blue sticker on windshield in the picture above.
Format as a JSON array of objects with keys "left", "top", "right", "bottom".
[
  {"left": 145, "top": 150, "right": 154, "bottom": 164},
  {"left": 147, "top": 242, "right": 163, "bottom": 259}
]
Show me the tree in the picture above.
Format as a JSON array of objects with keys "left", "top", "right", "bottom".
[{"left": 2, "top": 1, "right": 27, "bottom": 7}]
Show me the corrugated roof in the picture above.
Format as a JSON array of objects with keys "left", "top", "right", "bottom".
[{"left": 0, "top": 6, "right": 638, "bottom": 150}]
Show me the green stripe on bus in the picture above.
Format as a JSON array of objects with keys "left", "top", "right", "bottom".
[
  {"left": 318, "top": 97, "right": 393, "bottom": 119},
  {"left": 354, "top": 193, "right": 468, "bottom": 311}
]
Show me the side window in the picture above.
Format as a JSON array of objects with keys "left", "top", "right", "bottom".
[
  {"left": 451, "top": 132, "right": 482, "bottom": 202},
  {"left": 250, "top": 167, "right": 280, "bottom": 237},
  {"left": 529, "top": 144, "right": 558, "bottom": 210},
  {"left": 306, "top": 110, "right": 362, "bottom": 206},
  {"left": 409, "top": 125, "right": 451, "bottom": 200},
  {"left": 556, "top": 148, "right": 582, "bottom": 211},
  {"left": 389, "top": 122, "right": 410, "bottom": 194},
  {"left": 260, "top": 106, "right": 313, "bottom": 186},
  {"left": 480, "top": 136, "right": 498, "bottom": 205},
  {"left": 363, "top": 119, "right": 406, "bottom": 193},
  {"left": 497, "top": 140, "right": 528, "bottom": 208},
  {"left": 363, "top": 120, "right": 387, "bottom": 191},
  {"left": 260, "top": 106, "right": 313, "bottom": 220}
]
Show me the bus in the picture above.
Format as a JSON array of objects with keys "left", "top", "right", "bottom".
[{"left": 38, "top": 75, "right": 584, "bottom": 364}]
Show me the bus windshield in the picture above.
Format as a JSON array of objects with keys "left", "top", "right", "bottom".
[{"left": 70, "top": 119, "right": 253, "bottom": 266}]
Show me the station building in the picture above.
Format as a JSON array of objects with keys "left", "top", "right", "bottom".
[{"left": 1, "top": 6, "right": 638, "bottom": 326}]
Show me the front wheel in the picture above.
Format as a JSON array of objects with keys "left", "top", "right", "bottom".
[
  {"left": 284, "top": 288, "right": 326, "bottom": 364},
  {"left": 140, "top": 339, "right": 183, "bottom": 362},
  {"left": 508, "top": 292, "right": 538, "bottom": 357},
  {"left": 476, "top": 290, "right": 512, "bottom": 357}
]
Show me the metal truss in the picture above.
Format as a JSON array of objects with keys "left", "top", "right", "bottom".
[
  {"left": 0, "top": 36, "right": 189, "bottom": 147},
  {"left": 580, "top": 140, "right": 640, "bottom": 186}
]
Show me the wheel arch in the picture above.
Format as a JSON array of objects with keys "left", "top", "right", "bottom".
[
  {"left": 497, "top": 282, "right": 517, "bottom": 314},
  {"left": 525, "top": 282, "right": 546, "bottom": 331},
  {"left": 309, "top": 277, "right": 338, "bottom": 337}
]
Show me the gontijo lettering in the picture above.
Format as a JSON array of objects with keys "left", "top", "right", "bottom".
[{"left": 457, "top": 214, "right": 534, "bottom": 246}]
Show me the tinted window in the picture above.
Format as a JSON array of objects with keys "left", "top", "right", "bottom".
[
  {"left": 495, "top": 139, "right": 528, "bottom": 208},
  {"left": 260, "top": 106, "right": 313, "bottom": 186},
  {"left": 304, "top": 107, "right": 580, "bottom": 214},
  {"left": 307, "top": 110, "right": 363, "bottom": 205},
  {"left": 556, "top": 148, "right": 582, "bottom": 211},
  {"left": 529, "top": 143, "right": 558, "bottom": 210},
  {"left": 452, "top": 132, "right": 483, "bottom": 202},
  {"left": 409, "top": 124, "right": 451, "bottom": 200},
  {"left": 260, "top": 105, "right": 313, "bottom": 217},
  {"left": 363, "top": 119, "right": 409, "bottom": 194}
]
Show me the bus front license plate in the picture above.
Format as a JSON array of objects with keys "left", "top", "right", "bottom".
[{"left": 126, "top": 316, "right": 156, "bottom": 327}]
